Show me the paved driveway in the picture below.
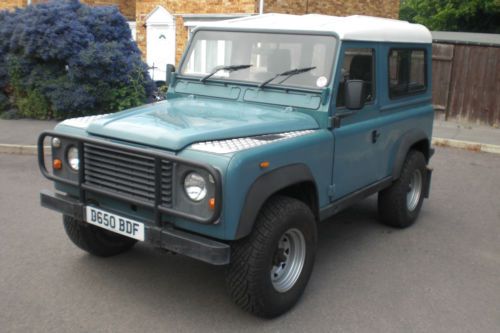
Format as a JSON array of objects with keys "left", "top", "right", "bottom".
[{"left": 1, "top": 147, "right": 499, "bottom": 332}]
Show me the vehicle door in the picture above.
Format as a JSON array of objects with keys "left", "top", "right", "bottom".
[{"left": 330, "top": 43, "right": 382, "bottom": 200}]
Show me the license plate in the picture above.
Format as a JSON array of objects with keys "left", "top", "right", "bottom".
[{"left": 85, "top": 206, "right": 145, "bottom": 241}]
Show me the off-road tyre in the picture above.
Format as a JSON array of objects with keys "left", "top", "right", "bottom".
[
  {"left": 226, "top": 196, "right": 317, "bottom": 318},
  {"left": 63, "top": 215, "right": 137, "bottom": 257},
  {"left": 378, "top": 150, "right": 427, "bottom": 228}
]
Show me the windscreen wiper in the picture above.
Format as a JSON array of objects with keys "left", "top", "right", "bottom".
[
  {"left": 200, "top": 64, "right": 252, "bottom": 83},
  {"left": 259, "top": 66, "right": 316, "bottom": 88}
]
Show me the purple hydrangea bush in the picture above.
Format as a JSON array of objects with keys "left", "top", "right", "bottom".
[{"left": 0, "top": 0, "right": 153, "bottom": 119}]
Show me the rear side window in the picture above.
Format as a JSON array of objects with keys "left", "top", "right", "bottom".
[{"left": 388, "top": 49, "right": 427, "bottom": 99}]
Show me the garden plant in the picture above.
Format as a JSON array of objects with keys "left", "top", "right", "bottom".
[{"left": 0, "top": 0, "right": 153, "bottom": 119}]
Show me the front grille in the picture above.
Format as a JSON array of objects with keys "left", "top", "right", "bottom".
[
  {"left": 83, "top": 143, "right": 173, "bottom": 207},
  {"left": 161, "top": 161, "right": 173, "bottom": 207}
]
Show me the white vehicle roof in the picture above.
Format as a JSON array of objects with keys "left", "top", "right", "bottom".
[{"left": 197, "top": 13, "right": 432, "bottom": 44}]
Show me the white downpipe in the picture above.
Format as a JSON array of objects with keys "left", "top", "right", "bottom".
[
  {"left": 27, "top": 0, "right": 32, "bottom": 5},
  {"left": 259, "top": 0, "right": 264, "bottom": 15}
]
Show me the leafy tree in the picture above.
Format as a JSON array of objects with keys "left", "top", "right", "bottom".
[
  {"left": 400, "top": 0, "right": 500, "bottom": 33},
  {"left": 0, "top": 0, "right": 153, "bottom": 119}
]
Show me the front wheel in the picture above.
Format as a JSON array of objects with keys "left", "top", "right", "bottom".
[
  {"left": 378, "top": 150, "right": 427, "bottom": 228},
  {"left": 226, "top": 196, "right": 317, "bottom": 318}
]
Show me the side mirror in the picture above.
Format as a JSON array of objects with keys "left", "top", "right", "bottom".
[
  {"left": 166, "top": 64, "right": 176, "bottom": 85},
  {"left": 344, "top": 80, "right": 366, "bottom": 110}
]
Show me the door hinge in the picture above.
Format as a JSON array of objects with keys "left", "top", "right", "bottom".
[
  {"left": 328, "top": 184, "right": 335, "bottom": 198},
  {"left": 329, "top": 116, "right": 341, "bottom": 129}
]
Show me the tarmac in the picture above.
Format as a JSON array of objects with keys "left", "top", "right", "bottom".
[{"left": 0, "top": 117, "right": 500, "bottom": 155}]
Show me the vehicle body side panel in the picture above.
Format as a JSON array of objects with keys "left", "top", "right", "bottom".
[
  {"left": 376, "top": 43, "right": 434, "bottom": 178},
  {"left": 234, "top": 163, "right": 316, "bottom": 239},
  {"left": 221, "top": 130, "right": 334, "bottom": 240}
]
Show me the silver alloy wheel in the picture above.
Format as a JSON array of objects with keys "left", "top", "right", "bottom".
[
  {"left": 270, "top": 228, "right": 306, "bottom": 293},
  {"left": 406, "top": 169, "right": 423, "bottom": 211}
]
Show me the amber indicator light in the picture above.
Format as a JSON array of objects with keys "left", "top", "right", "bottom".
[
  {"left": 259, "top": 161, "right": 270, "bottom": 168},
  {"left": 209, "top": 198, "right": 215, "bottom": 210},
  {"left": 53, "top": 159, "right": 62, "bottom": 170}
]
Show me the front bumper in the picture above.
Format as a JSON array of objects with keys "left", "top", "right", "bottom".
[{"left": 41, "top": 190, "right": 230, "bottom": 265}]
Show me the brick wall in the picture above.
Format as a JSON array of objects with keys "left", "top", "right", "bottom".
[
  {"left": 0, "top": 0, "right": 27, "bottom": 11},
  {"left": 264, "top": 0, "right": 399, "bottom": 18},
  {"left": 309, "top": 0, "right": 399, "bottom": 18},
  {"left": 263, "top": 0, "right": 306, "bottom": 14},
  {"left": 0, "top": 0, "right": 61, "bottom": 10},
  {"left": 84, "top": 0, "right": 136, "bottom": 20}
]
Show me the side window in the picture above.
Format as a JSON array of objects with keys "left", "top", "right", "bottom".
[
  {"left": 336, "top": 48, "right": 375, "bottom": 107},
  {"left": 388, "top": 49, "right": 427, "bottom": 98}
]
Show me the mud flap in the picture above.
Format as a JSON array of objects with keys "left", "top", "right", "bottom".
[{"left": 423, "top": 167, "right": 433, "bottom": 198}]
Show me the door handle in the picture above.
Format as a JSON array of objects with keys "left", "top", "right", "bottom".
[{"left": 371, "top": 130, "right": 380, "bottom": 143}]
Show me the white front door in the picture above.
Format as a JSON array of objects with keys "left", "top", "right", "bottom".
[{"left": 146, "top": 6, "right": 176, "bottom": 81}]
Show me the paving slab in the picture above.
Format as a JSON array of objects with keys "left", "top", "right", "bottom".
[
  {"left": 0, "top": 119, "right": 57, "bottom": 145},
  {"left": 433, "top": 120, "right": 500, "bottom": 147}
]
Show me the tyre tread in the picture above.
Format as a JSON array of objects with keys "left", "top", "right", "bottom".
[{"left": 226, "top": 195, "right": 316, "bottom": 317}]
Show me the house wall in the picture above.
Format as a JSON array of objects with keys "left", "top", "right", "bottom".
[
  {"left": 1, "top": 0, "right": 401, "bottom": 69},
  {"left": 135, "top": 0, "right": 400, "bottom": 64},
  {"left": 0, "top": 0, "right": 27, "bottom": 11},
  {"left": 84, "top": 0, "right": 136, "bottom": 20},
  {"left": 264, "top": 0, "right": 399, "bottom": 18}
]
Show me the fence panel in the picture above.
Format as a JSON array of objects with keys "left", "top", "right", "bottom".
[
  {"left": 432, "top": 44, "right": 454, "bottom": 112},
  {"left": 447, "top": 45, "right": 500, "bottom": 126}
]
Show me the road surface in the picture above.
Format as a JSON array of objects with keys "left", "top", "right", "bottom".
[{"left": 1, "top": 147, "right": 499, "bottom": 332}]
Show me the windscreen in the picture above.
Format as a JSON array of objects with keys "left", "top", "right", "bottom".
[{"left": 180, "top": 30, "right": 337, "bottom": 89}]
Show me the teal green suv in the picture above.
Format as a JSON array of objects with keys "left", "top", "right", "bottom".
[{"left": 38, "top": 14, "right": 434, "bottom": 317}]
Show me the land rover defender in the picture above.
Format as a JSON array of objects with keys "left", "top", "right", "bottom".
[{"left": 38, "top": 14, "right": 434, "bottom": 318}]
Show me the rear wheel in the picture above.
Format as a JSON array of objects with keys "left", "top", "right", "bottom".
[
  {"left": 226, "top": 196, "right": 317, "bottom": 318},
  {"left": 63, "top": 215, "right": 137, "bottom": 257},
  {"left": 378, "top": 150, "right": 427, "bottom": 228}
]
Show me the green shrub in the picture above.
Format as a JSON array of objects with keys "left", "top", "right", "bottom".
[
  {"left": 16, "top": 89, "right": 51, "bottom": 119},
  {"left": 3, "top": 55, "right": 52, "bottom": 118},
  {"left": 400, "top": 0, "right": 500, "bottom": 33},
  {"left": 0, "top": 91, "right": 9, "bottom": 112},
  {"left": 105, "top": 67, "right": 148, "bottom": 112}
]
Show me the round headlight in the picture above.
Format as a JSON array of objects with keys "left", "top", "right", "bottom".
[
  {"left": 67, "top": 146, "right": 79, "bottom": 171},
  {"left": 184, "top": 172, "right": 207, "bottom": 202}
]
